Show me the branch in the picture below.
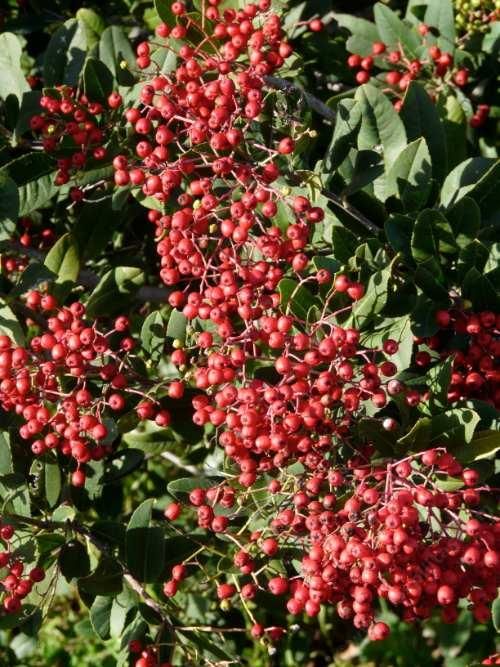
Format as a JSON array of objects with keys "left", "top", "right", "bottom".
[
  {"left": 323, "top": 190, "right": 381, "bottom": 235},
  {"left": 264, "top": 75, "right": 336, "bottom": 122}
]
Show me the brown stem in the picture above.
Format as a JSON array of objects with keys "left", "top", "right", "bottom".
[{"left": 264, "top": 76, "right": 336, "bottom": 122}]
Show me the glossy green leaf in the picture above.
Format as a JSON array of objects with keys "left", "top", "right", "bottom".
[
  {"left": 103, "top": 449, "right": 145, "bottom": 483},
  {"left": 59, "top": 540, "right": 91, "bottom": 581},
  {"left": 441, "top": 158, "right": 500, "bottom": 209},
  {"left": 355, "top": 84, "right": 407, "bottom": 166},
  {"left": 0, "top": 33, "right": 30, "bottom": 103},
  {"left": 90, "top": 596, "right": 113, "bottom": 640},
  {"left": 76, "top": 8, "right": 105, "bottom": 49},
  {"left": 166, "top": 309, "right": 187, "bottom": 341},
  {"left": 278, "top": 279, "right": 320, "bottom": 321},
  {"left": 0, "top": 153, "right": 56, "bottom": 215},
  {"left": 141, "top": 311, "right": 165, "bottom": 362},
  {"left": 373, "top": 3, "right": 421, "bottom": 56},
  {"left": 99, "top": 26, "right": 136, "bottom": 86},
  {"left": 44, "top": 19, "right": 87, "bottom": 87},
  {"left": 83, "top": 57, "right": 114, "bottom": 104},
  {"left": 430, "top": 408, "right": 480, "bottom": 447},
  {"left": 385, "top": 138, "right": 432, "bottom": 211},
  {"left": 335, "top": 14, "right": 381, "bottom": 56},
  {"left": 86, "top": 267, "right": 145, "bottom": 317},
  {"left": 400, "top": 82, "right": 447, "bottom": 182},
  {"left": 454, "top": 430, "right": 500, "bottom": 464},
  {"left": 44, "top": 461, "right": 61, "bottom": 508},
  {"left": 79, "top": 557, "right": 123, "bottom": 596},
  {"left": 324, "top": 100, "right": 362, "bottom": 171},
  {"left": 0, "top": 301, "right": 25, "bottom": 346},
  {"left": 44, "top": 233, "right": 81, "bottom": 301},
  {"left": 0, "top": 173, "right": 19, "bottom": 240}
]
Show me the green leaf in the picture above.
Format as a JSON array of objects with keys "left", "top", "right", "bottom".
[
  {"left": 385, "top": 138, "right": 432, "bottom": 211},
  {"left": 426, "top": 356, "right": 453, "bottom": 407},
  {"left": 1, "top": 153, "right": 56, "bottom": 215},
  {"left": 335, "top": 13, "right": 381, "bottom": 56},
  {"left": 358, "top": 418, "right": 396, "bottom": 456},
  {"left": 352, "top": 267, "right": 391, "bottom": 329},
  {"left": 103, "top": 449, "right": 145, "bottom": 483},
  {"left": 440, "top": 158, "right": 500, "bottom": 209},
  {"left": 126, "top": 526, "right": 165, "bottom": 583},
  {"left": 86, "top": 267, "right": 145, "bottom": 317},
  {"left": 59, "top": 540, "right": 91, "bottom": 581},
  {"left": 10, "top": 262, "right": 55, "bottom": 298},
  {"left": 0, "top": 33, "right": 30, "bottom": 103},
  {"left": 44, "top": 461, "right": 61, "bottom": 508},
  {"left": 76, "top": 8, "right": 106, "bottom": 49},
  {"left": 342, "top": 150, "right": 384, "bottom": 196},
  {"left": 330, "top": 226, "right": 359, "bottom": 262},
  {"left": 166, "top": 309, "right": 187, "bottom": 341},
  {"left": 414, "top": 261, "right": 449, "bottom": 302},
  {"left": 90, "top": 596, "right": 113, "bottom": 640},
  {"left": 126, "top": 500, "right": 164, "bottom": 583},
  {"left": 110, "top": 588, "right": 134, "bottom": 638},
  {"left": 128, "top": 499, "right": 154, "bottom": 530},
  {"left": 44, "top": 19, "right": 87, "bottom": 87},
  {"left": 493, "top": 595, "right": 500, "bottom": 633},
  {"left": 411, "top": 295, "right": 440, "bottom": 337},
  {"left": 462, "top": 267, "right": 499, "bottom": 311},
  {"left": 0, "top": 432, "right": 13, "bottom": 475},
  {"left": 141, "top": 311, "right": 165, "bottom": 362},
  {"left": 324, "top": 100, "right": 362, "bottom": 171},
  {"left": 441, "top": 95, "right": 466, "bottom": 170},
  {"left": 373, "top": 3, "right": 421, "bottom": 56},
  {"left": 73, "top": 199, "right": 120, "bottom": 261},
  {"left": 99, "top": 27, "right": 136, "bottom": 87},
  {"left": 83, "top": 58, "right": 114, "bottom": 104},
  {"left": 0, "top": 301, "right": 25, "bottom": 345},
  {"left": 454, "top": 430, "right": 500, "bottom": 464},
  {"left": 44, "top": 233, "right": 80, "bottom": 301},
  {"left": 355, "top": 84, "right": 407, "bottom": 166},
  {"left": 78, "top": 557, "right": 123, "bottom": 596},
  {"left": 400, "top": 82, "right": 447, "bottom": 182},
  {"left": 447, "top": 197, "right": 481, "bottom": 250},
  {"left": 397, "top": 417, "right": 432, "bottom": 451},
  {"left": 384, "top": 214, "right": 413, "bottom": 260},
  {"left": 278, "top": 278, "right": 320, "bottom": 321},
  {"left": 457, "top": 241, "right": 489, "bottom": 283},
  {"left": 430, "top": 408, "right": 480, "bottom": 447},
  {"left": 424, "top": 0, "right": 456, "bottom": 51},
  {"left": 15, "top": 90, "right": 43, "bottom": 138},
  {"left": 154, "top": 0, "right": 176, "bottom": 26}
]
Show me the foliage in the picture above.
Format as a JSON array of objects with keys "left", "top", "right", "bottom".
[{"left": 0, "top": 0, "right": 498, "bottom": 666}]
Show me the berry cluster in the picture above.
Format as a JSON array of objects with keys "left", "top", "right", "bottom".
[
  {"left": 454, "top": 0, "right": 500, "bottom": 34},
  {"left": 102, "top": 1, "right": 496, "bottom": 642},
  {"left": 422, "top": 309, "right": 499, "bottom": 407},
  {"left": 347, "top": 34, "right": 490, "bottom": 124},
  {"left": 164, "top": 447, "right": 498, "bottom": 639},
  {"left": 0, "top": 520, "right": 45, "bottom": 615},
  {"left": 16, "top": 0, "right": 499, "bottom": 648},
  {"left": 30, "top": 85, "right": 122, "bottom": 194},
  {"left": 128, "top": 639, "right": 171, "bottom": 667},
  {"left": 0, "top": 293, "right": 158, "bottom": 487}
]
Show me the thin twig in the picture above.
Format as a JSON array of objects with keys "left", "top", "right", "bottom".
[
  {"left": 264, "top": 75, "right": 336, "bottom": 122},
  {"left": 161, "top": 451, "right": 199, "bottom": 475},
  {"left": 323, "top": 190, "right": 381, "bottom": 235}
]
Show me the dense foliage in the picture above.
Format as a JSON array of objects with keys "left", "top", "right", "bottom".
[{"left": 0, "top": 0, "right": 498, "bottom": 665}]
